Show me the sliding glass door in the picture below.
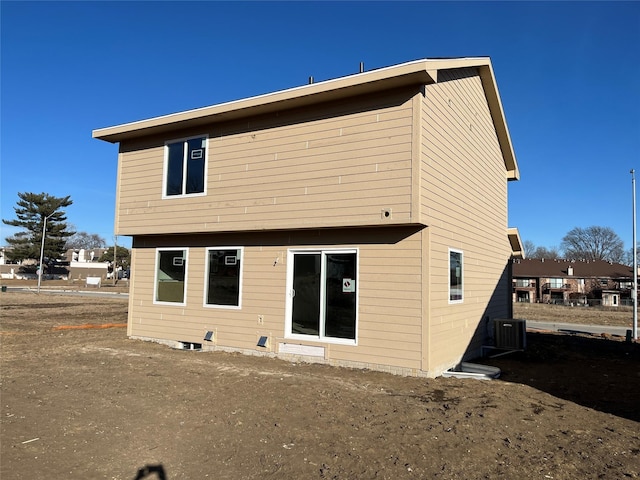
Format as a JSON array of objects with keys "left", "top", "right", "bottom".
[{"left": 288, "top": 250, "right": 357, "bottom": 343}]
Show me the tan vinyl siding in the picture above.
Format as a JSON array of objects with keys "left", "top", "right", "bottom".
[
  {"left": 127, "top": 228, "right": 424, "bottom": 370},
  {"left": 115, "top": 88, "right": 419, "bottom": 236},
  {"left": 420, "top": 68, "right": 511, "bottom": 371}
]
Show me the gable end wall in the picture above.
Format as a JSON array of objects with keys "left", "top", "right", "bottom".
[{"left": 420, "top": 67, "right": 512, "bottom": 371}]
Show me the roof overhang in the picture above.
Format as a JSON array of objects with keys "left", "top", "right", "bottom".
[
  {"left": 93, "top": 57, "right": 519, "bottom": 179},
  {"left": 508, "top": 227, "right": 524, "bottom": 259}
]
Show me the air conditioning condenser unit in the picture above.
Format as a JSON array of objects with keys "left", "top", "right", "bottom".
[{"left": 493, "top": 319, "right": 526, "bottom": 350}]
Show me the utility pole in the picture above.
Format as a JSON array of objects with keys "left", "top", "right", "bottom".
[
  {"left": 632, "top": 169, "right": 638, "bottom": 340},
  {"left": 37, "top": 212, "right": 55, "bottom": 294},
  {"left": 113, "top": 236, "right": 118, "bottom": 286}
]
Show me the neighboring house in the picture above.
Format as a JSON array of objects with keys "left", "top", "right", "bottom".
[
  {"left": 0, "top": 246, "right": 19, "bottom": 266},
  {"left": 93, "top": 57, "right": 522, "bottom": 377},
  {"left": 64, "top": 248, "right": 109, "bottom": 264},
  {"left": 512, "top": 258, "right": 637, "bottom": 306},
  {"left": 0, "top": 246, "right": 68, "bottom": 280},
  {"left": 0, "top": 248, "right": 111, "bottom": 280},
  {"left": 64, "top": 248, "right": 112, "bottom": 279}
]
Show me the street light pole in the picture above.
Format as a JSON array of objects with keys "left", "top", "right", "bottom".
[
  {"left": 632, "top": 169, "right": 638, "bottom": 340},
  {"left": 37, "top": 212, "right": 55, "bottom": 294}
]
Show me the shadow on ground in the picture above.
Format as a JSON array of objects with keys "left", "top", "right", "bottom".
[{"left": 486, "top": 332, "right": 640, "bottom": 422}]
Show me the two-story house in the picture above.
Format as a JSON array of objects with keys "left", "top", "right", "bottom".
[{"left": 93, "top": 57, "right": 522, "bottom": 377}]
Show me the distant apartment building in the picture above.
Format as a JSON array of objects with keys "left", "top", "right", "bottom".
[{"left": 512, "top": 258, "right": 636, "bottom": 306}]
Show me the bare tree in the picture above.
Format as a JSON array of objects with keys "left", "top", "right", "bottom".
[
  {"left": 622, "top": 244, "right": 639, "bottom": 266},
  {"left": 527, "top": 247, "right": 562, "bottom": 259},
  {"left": 66, "top": 231, "right": 106, "bottom": 250},
  {"left": 561, "top": 226, "right": 624, "bottom": 263},
  {"left": 523, "top": 240, "right": 536, "bottom": 258}
]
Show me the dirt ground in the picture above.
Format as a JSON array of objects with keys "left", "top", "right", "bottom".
[{"left": 1, "top": 292, "right": 638, "bottom": 480}]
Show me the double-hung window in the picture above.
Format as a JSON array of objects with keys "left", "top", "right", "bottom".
[
  {"left": 155, "top": 248, "right": 188, "bottom": 305},
  {"left": 164, "top": 136, "right": 207, "bottom": 197},
  {"left": 205, "top": 248, "right": 243, "bottom": 308},
  {"left": 449, "top": 249, "right": 463, "bottom": 303}
]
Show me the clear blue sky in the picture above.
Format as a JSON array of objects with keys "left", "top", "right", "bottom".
[{"left": 2, "top": 1, "right": 639, "bottom": 252}]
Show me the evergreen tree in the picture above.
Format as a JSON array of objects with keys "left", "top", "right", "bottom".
[
  {"left": 99, "top": 246, "right": 131, "bottom": 269},
  {"left": 2, "top": 192, "right": 74, "bottom": 263}
]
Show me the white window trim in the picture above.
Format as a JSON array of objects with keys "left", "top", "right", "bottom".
[
  {"left": 284, "top": 247, "right": 359, "bottom": 346},
  {"left": 153, "top": 247, "right": 189, "bottom": 306},
  {"left": 203, "top": 246, "right": 244, "bottom": 310},
  {"left": 448, "top": 248, "right": 463, "bottom": 304},
  {"left": 162, "top": 134, "right": 209, "bottom": 199}
]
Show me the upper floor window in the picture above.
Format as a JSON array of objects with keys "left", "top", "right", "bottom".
[
  {"left": 164, "top": 136, "right": 207, "bottom": 197},
  {"left": 449, "top": 249, "right": 463, "bottom": 303},
  {"left": 549, "top": 278, "right": 564, "bottom": 288},
  {"left": 515, "top": 279, "right": 531, "bottom": 287}
]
